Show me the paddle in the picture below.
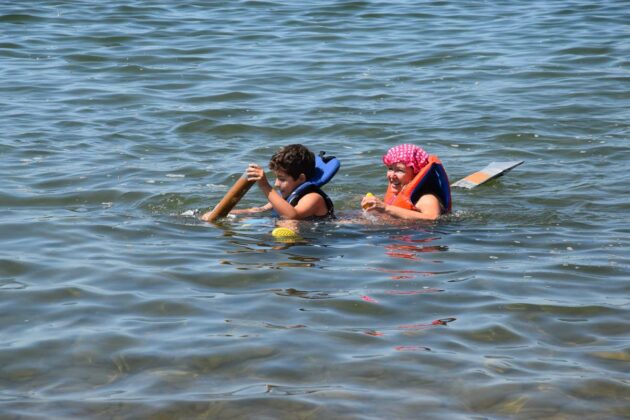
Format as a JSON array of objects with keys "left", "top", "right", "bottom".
[
  {"left": 451, "top": 161, "right": 523, "bottom": 189},
  {"left": 200, "top": 172, "right": 255, "bottom": 222}
]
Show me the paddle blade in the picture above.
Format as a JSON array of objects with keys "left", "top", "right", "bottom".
[{"left": 451, "top": 161, "right": 524, "bottom": 189}]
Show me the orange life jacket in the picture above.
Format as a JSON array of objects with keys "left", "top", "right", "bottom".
[{"left": 384, "top": 155, "right": 452, "bottom": 214}]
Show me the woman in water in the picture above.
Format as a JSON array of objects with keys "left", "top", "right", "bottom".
[{"left": 361, "top": 144, "right": 451, "bottom": 221}]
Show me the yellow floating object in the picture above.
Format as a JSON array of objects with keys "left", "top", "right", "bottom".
[
  {"left": 271, "top": 227, "right": 298, "bottom": 238},
  {"left": 362, "top": 192, "right": 374, "bottom": 209}
]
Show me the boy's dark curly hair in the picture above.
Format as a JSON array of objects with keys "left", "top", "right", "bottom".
[{"left": 269, "top": 144, "right": 315, "bottom": 180}]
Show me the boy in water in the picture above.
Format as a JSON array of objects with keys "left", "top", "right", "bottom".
[{"left": 202, "top": 144, "right": 334, "bottom": 220}]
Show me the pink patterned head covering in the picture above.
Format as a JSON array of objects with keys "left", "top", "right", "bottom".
[{"left": 382, "top": 144, "right": 429, "bottom": 174}]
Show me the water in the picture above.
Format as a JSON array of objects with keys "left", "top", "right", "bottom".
[{"left": 1, "top": 1, "right": 629, "bottom": 418}]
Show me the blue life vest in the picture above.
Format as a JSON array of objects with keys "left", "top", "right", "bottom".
[{"left": 272, "top": 152, "right": 339, "bottom": 218}]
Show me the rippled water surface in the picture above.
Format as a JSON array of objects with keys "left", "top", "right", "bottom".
[{"left": 1, "top": 1, "right": 629, "bottom": 418}]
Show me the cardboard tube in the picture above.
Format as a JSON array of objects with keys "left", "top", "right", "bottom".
[{"left": 202, "top": 172, "right": 255, "bottom": 222}]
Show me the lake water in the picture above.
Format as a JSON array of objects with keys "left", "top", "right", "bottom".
[{"left": 1, "top": 1, "right": 629, "bottom": 418}]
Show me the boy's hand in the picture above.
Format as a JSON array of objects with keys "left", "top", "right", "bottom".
[
  {"left": 246, "top": 164, "right": 272, "bottom": 192},
  {"left": 246, "top": 164, "right": 266, "bottom": 182}
]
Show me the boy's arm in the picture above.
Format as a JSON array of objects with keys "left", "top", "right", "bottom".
[
  {"left": 246, "top": 163, "right": 325, "bottom": 220},
  {"left": 243, "top": 165, "right": 297, "bottom": 218},
  {"left": 258, "top": 182, "right": 324, "bottom": 219},
  {"left": 230, "top": 202, "right": 272, "bottom": 215},
  {"left": 201, "top": 202, "right": 271, "bottom": 220},
  {"left": 258, "top": 183, "right": 299, "bottom": 218}
]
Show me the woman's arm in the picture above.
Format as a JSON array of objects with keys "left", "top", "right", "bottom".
[{"left": 362, "top": 193, "right": 441, "bottom": 221}]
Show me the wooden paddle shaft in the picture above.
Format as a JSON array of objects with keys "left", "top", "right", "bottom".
[{"left": 204, "top": 173, "right": 255, "bottom": 222}]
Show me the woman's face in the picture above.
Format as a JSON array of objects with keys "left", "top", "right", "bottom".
[{"left": 386, "top": 162, "right": 415, "bottom": 194}]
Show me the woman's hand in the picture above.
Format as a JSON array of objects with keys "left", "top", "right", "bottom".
[{"left": 361, "top": 194, "right": 386, "bottom": 213}]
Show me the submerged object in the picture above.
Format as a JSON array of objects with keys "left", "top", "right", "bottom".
[
  {"left": 451, "top": 161, "right": 524, "bottom": 189},
  {"left": 271, "top": 227, "right": 303, "bottom": 243},
  {"left": 271, "top": 227, "right": 299, "bottom": 238}
]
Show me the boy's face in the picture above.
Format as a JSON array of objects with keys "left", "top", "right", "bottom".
[{"left": 273, "top": 168, "right": 306, "bottom": 198}]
